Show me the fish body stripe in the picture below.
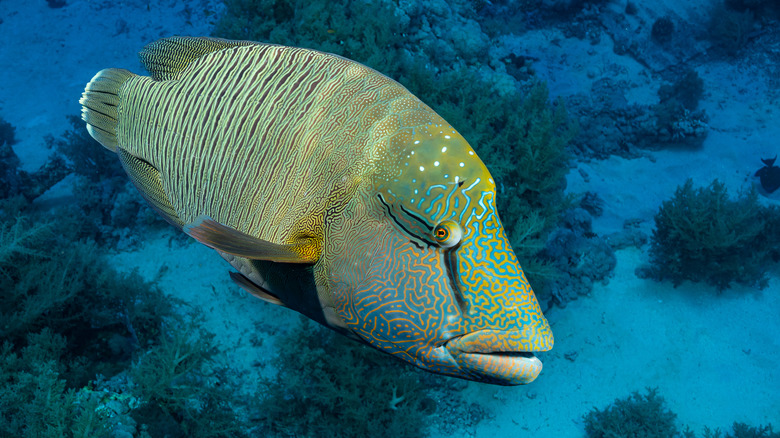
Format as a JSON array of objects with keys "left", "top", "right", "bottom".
[{"left": 116, "top": 44, "right": 437, "bottom": 245}]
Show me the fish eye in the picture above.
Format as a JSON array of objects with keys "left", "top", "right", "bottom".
[{"left": 432, "top": 220, "right": 462, "bottom": 248}]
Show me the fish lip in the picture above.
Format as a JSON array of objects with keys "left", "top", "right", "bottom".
[
  {"left": 446, "top": 327, "right": 554, "bottom": 354},
  {"left": 443, "top": 329, "right": 550, "bottom": 385}
]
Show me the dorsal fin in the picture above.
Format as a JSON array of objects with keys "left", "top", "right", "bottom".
[{"left": 138, "top": 36, "right": 256, "bottom": 81}]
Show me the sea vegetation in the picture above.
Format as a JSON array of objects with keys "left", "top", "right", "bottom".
[
  {"left": 708, "top": 2, "right": 757, "bottom": 56},
  {"left": 585, "top": 388, "right": 779, "bottom": 438},
  {"left": 214, "top": 0, "right": 413, "bottom": 76},
  {"left": 46, "top": 116, "right": 165, "bottom": 247},
  {"left": 0, "top": 117, "right": 249, "bottom": 436},
  {"left": 544, "top": 207, "right": 616, "bottom": 306},
  {"left": 0, "top": 116, "right": 16, "bottom": 147},
  {"left": 647, "top": 179, "right": 779, "bottom": 291},
  {"left": 584, "top": 388, "right": 679, "bottom": 438},
  {"left": 692, "top": 423, "right": 780, "bottom": 438},
  {"left": 213, "top": 0, "right": 577, "bottom": 299},
  {"left": 651, "top": 16, "right": 675, "bottom": 44},
  {"left": 653, "top": 69, "right": 708, "bottom": 146},
  {"left": 0, "top": 116, "right": 69, "bottom": 202},
  {"left": 256, "top": 319, "right": 475, "bottom": 438},
  {"left": 0, "top": 210, "right": 250, "bottom": 437}
]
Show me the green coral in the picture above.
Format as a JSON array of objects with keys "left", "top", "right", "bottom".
[
  {"left": 693, "top": 422, "right": 780, "bottom": 438},
  {"left": 0, "top": 330, "right": 111, "bottom": 438},
  {"left": 648, "top": 179, "right": 776, "bottom": 291},
  {"left": 708, "top": 2, "right": 756, "bottom": 56},
  {"left": 130, "top": 322, "right": 250, "bottom": 438},
  {"left": 653, "top": 70, "right": 708, "bottom": 146},
  {"left": 256, "top": 318, "right": 474, "bottom": 438},
  {"left": 214, "top": 0, "right": 409, "bottom": 75},
  {"left": 0, "top": 212, "right": 250, "bottom": 437},
  {"left": 583, "top": 388, "right": 679, "bottom": 438}
]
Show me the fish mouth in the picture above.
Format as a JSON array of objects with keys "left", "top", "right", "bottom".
[{"left": 444, "top": 328, "right": 552, "bottom": 385}]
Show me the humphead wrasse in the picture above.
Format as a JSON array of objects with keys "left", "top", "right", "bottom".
[{"left": 80, "top": 36, "right": 554, "bottom": 385}]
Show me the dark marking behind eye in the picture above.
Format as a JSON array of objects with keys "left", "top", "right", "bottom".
[
  {"left": 377, "top": 194, "right": 435, "bottom": 246},
  {"left": 399, "top": 205, "right": 433, "bottom": 231},
  {"left": 444, "top": 245, "right": 468, "bottom": 314}
]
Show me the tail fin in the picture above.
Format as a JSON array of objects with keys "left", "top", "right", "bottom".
[{"left": 79, "top": 68, "right": 135, "bottom": 152}]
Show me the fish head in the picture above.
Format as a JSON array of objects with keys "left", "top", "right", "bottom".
[{"left": 333, "top": 123, "right": 553, "bottom": 385}]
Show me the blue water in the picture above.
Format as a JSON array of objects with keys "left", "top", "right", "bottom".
[{"left": 1, "top": 1, "right": 778, "bottom": 437}]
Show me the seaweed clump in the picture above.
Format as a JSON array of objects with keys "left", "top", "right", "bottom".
[
  {"left": 46, "top": 116, "right": 164, "bottom": 247},
  {"left": 214, "top": 0, "right": 411, "bottom": 76},
  {"left": 708, "top": 2, "right": 756, "bottom": 56},
  {"left": 256, "top": 319, "right": 475, "bottom": 438},
  {"left": 0, "top": 212, "right": 250, "bottom": 437},
  {"left": 647, "top": 179, "right": 777, "bottom": 291},
  {"left": 584, "top": 388, "right": 679, "bottom": 438},
  {"left": 651, "top": 16, "right": 675, "bottom": 44},
  {"left": 692, "top": 422, "right": 780, "bottom": 438},
  {"left": 585, "top": 388, "right": 780, "bottom": 438},
  {"left": 653, "top": 69, "right": 708, "bottom": 146}
]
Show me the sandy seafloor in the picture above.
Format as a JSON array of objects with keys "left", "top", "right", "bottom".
[{"left": 1, "top": 0, "right": 778, "bottom": 436}]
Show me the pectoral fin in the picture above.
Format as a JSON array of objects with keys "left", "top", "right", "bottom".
[
  {"left": 184, "top": 215, "right": 318, "bottom": 263},
  {"left": 117, "top": 148, "right": 183, "bottom": 228}
]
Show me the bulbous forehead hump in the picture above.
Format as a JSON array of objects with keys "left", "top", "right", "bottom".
[{"left": 375, "top": 123, "right": 495, "bottom": 200}]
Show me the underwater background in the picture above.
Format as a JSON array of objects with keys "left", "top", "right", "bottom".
[{"left": 1, "top": 0, "right": 779, "bottom": 437}]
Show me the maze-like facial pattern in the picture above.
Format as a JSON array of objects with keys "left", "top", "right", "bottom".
[{"left": 330, "top": 123, "right": 554, "bottom": 383}]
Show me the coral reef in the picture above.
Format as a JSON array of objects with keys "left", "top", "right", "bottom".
[
  {"left": 651, "top": 16, "right": 675, "bottom": 44},
  {"left": 692, "top": 422, "right": 780, "bottom": 438},
  {"left": 48, "top": 116, "right": 166, "bottom": 247},
  {"left": 586, "top": 388, "right": 780, "bottom": 438},
  {"left": 584, "top": 388, "right": 679, "bottom": 438},
  {"left": 646, "top": 179, "right": 776, "bottom": 291},
  {"left": 543, "top": 208, "right": 616, "bottom": 307},
  {"left": 652, "top": 69, "right": 708, "bottom": 146},
  {"left": 130, "top": 323, "right": 250, "bottom": 438},
  {"left": 709, "top": 2, "right": 757, "bottom": 56},
  {"left": 658, "top": 69, "right": 704, "bottom": 112},
  {"left": 0, "top": 208, "right": 249, "bottom": 436},
  {"left": 0, "top": 117, "right": 69, "bottom": 202},
  {"left": 0, "top": 116, "right": 16, "bottom": 147},
  {"left": 256, "top": 319, "right": 475, "bottom": 438}
]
